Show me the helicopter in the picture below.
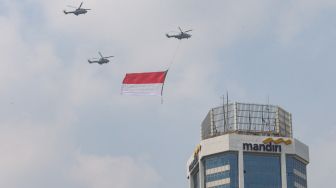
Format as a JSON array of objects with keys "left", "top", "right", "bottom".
[
  {"left": 166, "top": 27, "right": 192, "bottom": 40},
  {"left": 88, "top": 52, "right": 114, "bottom": 65},
  {"left": 63, "top": 2, "right": 90, "bottom": 16}
]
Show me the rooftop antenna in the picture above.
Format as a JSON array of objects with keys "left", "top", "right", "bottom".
[
  {"left": 261, "top": 104, "right": 265, "bottom": 134},
  {"left": 252, "top": 104, "right": 257, "bottom": 133},
  {"left": 248, "top": 106, "right": 252, "bottom": 132},
  {"left": 266, "top": 95, "right": 270, "bottom": 132},
  {"left": 221, "top": 95, "right": 225, "bottom": 106},
  {"left": 221, "top": 95, "right": 227, "bottom": 132},
  {"left": 226, "top": 91, "right": 230, "bottom": 131}
]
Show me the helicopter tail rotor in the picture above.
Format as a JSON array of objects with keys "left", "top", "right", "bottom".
[{"left": 63, "top": 10, "right": 68, "bottom": 14}]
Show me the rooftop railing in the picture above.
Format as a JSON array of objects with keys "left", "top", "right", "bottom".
[{"left": 201, "top": 102, "right": 292, "bottom": 140}]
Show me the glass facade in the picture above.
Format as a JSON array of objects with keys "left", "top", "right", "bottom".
[
  {"left": 244, "top": 153, "right": 282, "bottom": 188},
  {"left": 192, "top": 170, "right": 200, "bottom": 188},
  {"left": 204, "top": 152, "right": 238, "bottom": 188},
  {"left": 286, "top": 155, "right": 307, "bottom": 188}
]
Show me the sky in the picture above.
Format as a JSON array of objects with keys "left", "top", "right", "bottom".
[{"left": 0, "top": 0, "right": 336, "bottom": 187}]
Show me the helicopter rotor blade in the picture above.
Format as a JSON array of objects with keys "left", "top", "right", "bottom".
[
  {"left": 98, "top": 52, "right": 103, "bottom": 58},
  {"left": 67, "top": 5, "right": 77, "bottom": 9},
  {"left": 178, "top": 26, "right": 183, "bottom": 33},
  {"left": 79, "top": 2, "right": 83, "bottom": 9},
  {"left": 104, "top": 56, "right": 114, "bottom": 59},
  {"left": 185, "top": 29, "right": 193, "bottom": 32}
]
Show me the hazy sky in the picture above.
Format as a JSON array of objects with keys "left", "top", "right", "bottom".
[{"left": 1, "top": 0, "right": 336, "bottom": 187}]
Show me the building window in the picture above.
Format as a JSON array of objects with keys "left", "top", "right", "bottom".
[
  {"left": 286, "top": 155, "right": 307, "bottom": 188},
  {"left": 243, "top": 153, "right": 282, "bottom": 188},
  {"left": 204, "top": 152, "right": 238, "bottom": 188}
]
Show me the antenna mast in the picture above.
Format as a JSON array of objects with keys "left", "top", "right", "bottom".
[
  {"left": 222, "top": 95, "right": 227, "bottom": 132},
  {"left": 226, "top": 91, "right": 229, "bottom": 130},
  {"left": 267, "top": 95, "right": 270, "bottom": 132}
]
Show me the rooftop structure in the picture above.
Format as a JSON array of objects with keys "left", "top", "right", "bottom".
[
  {"left": 201, "top": 102, "right": 292, "bottom": 140},
  {"left": 187, "top": 101, "right": 309, "bottom": 188}
]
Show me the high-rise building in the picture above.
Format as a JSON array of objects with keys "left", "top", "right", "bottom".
[{"left": 187, "top": 102, "right": 309, "bottom": 188}]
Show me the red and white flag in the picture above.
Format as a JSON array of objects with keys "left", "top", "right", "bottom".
[{"left": 121, "top": 70, "right": 168, "bottom": 96}]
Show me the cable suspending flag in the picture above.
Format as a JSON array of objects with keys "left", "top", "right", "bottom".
[{"left": 121, "top": 70, "right": 168, "bottom": 96}]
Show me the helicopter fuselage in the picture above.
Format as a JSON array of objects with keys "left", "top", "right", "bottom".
[
  {"left": 166, "top": 33, "right": 191, "bottom": 40},
  {"left": 64, "top": 2, "right": 90, "bottom": 16},
  {"left": 88, "top": 52, "right": 114, "bottom": 65},
  {"left": 74, "top": 9, "right": 87, "bottom": 15},
  {"left": 88, "top": 58, "right": 110, "bottom": 65},
  {"left": 64, "top": 9, "right": 88, "bottom": 16},
  {"left": 98, "top": 58, "right": 109, "bottom": 64}
]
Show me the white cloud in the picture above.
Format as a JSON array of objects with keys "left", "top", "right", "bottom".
[
  {"left": 0, "top": 121, "right": 72, "bottom": 188},
  {"left": 69, "top": 154, "right": 160, "bottom": 188},
  {"left": 275, "top": 0, "right": 336, "bottom": 44},
  {"left": 0, "top": 4, "right": 161, "bottom": 188},
  {"left": 1, "top": 0, "right": 336, "bottom": 187},
  {"left": 308, "top": 127, "right": 336, "bottom": 187},
  {"left": 0, "top": 120, "right": 161, "bottom": 188}
]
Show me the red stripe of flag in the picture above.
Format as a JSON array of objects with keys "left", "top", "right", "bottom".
[{"left": 122, "top": 71, "right": 167, "bottom": 84}]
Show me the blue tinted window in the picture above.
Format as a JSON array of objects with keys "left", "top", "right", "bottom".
[
  {"left": 244, "top": 153, "right": 282, "bottom": 188},
  {"left": 204, "top": 152, "right": 238, "bottom": 188},
  {"left": 286, "top": 155, "right": 307, "bottom": 188}
]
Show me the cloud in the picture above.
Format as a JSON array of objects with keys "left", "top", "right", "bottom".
[
  {"left": 0, "top": 4, "right": 161, "bottom": 188},
  {"left": 272, "top": 0, "right": 336, "bottom": 44},
  {"left": 0, "top": 120, "right": 73, "bottom": 188},
  {"left": 308, "top": 127, "right": 336, "bottom": 187},
  {"left": 0, "top": 120, "right": 160, "bottom": 188},
  {"left": 69, "top": 154, "right": 160, "bottom": 188},
  {"left": 1, "top": 0, "right": 336, "bottom": 187}
]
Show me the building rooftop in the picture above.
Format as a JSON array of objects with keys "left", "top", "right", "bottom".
[{"left": 201, "top": 102, "right": 292, "bottom": 140}]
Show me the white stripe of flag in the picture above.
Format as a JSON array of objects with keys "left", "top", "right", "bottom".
[{"left": 121, "top": 71, "right": 168, "bottom": 96}]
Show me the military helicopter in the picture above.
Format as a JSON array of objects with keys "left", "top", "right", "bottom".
[
  {"left": 88, "top": 52, "right": 114, "bottom": 65},
  {"left": 166, "top": 27, "right": 192, "bottom": 40},
  {"left": 63, "top": 2, "right": 90, "bottom": 16}
]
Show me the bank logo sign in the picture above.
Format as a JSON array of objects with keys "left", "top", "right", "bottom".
[
  {"left": 243, "top": 137, "right": 292, "bottom": 153},
  {"left": 189, "top": 145, "right": 201, "bottom": 172},
  {"left": 263, "top": 137, "right": 292, "bottom": 145}
]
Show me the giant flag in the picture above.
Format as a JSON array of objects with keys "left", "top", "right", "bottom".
[{"left": 121, "top": 70, "right": 168, "bottom": 96}]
